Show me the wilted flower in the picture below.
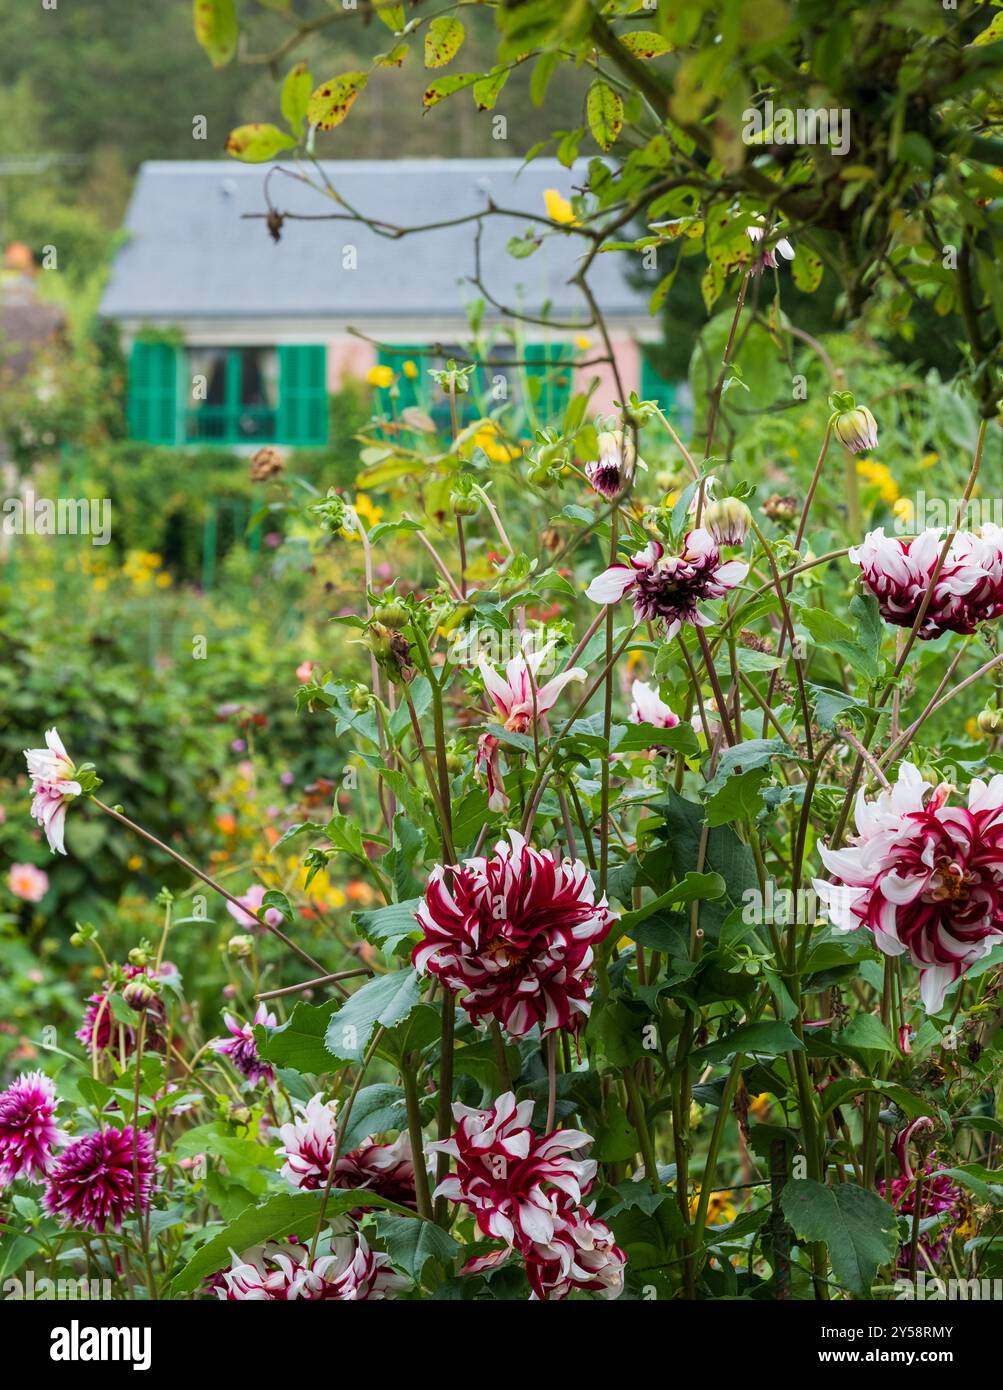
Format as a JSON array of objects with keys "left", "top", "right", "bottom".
[
  {"left": 225, "top": 884, "right": 284, "bottom": 930},
  {"left": 585, "top": 430, "right": 639, "bottom": 500},
  {"left": 7, "top": 862, "right": 49, "bottom": 903},
  {"left": 814, "top": 763, "right": 1003, "bottom": 1013},
  {"left": 364, "top": 621, "right": 415, "bottom": 684},
  {"left": 763, "top": 493, "right": 799, "bottom": 525},
  {"left": 746, "top": 217, "right": 794, "bottom": 274},
  {"left": 209, "top": 1003, "right": 277, "bottom": 1085},
  {"left": 629, "top": 680, "right": 679, "bottom": 730},
  {"left": 249, "top": 446, "right": 284, "bottom": 482},
  {"left": 24, "top": 728, "right": 82, "bottom": 855},
  {"left": 216, "top": 1228, "right": 405, "bottom": 1300},
  {"left": 44, "top": 1125, "right": 155, "bottom": 1232},
  {"left": 413, "top": 830, "right": 615, "bottom": 1037},
  {"left": 77, "top": 963, "right": 170, "bottom": 1057},
  {"left": 850, "top": 526, "right": 1003, "bottom": 639},
  {"left": 586, "top": 532, "right": 748, "bottom": 639},
  {"left": 428, "top": 1093, "right": 597, "bottom": 1247},
  {"left": 880, "top": 1125, "right": 964, "bottom": 1271},
  {"left": 833, "top": 404, "right": 878, "bottom": 455},
  {"left": 0, "top": 1071, "right": 63, "bottom": 1187}
]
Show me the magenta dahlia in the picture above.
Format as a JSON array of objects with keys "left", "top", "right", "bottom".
[
  {"left": 44, "top": 1125, "right": 155, "bottom": 1232},
  {"left": 77, "top": 962, "right": 169, "bottom": 1057},
  {"left": 216, "top": 1229, "right": 405, "bottom": 1300},
  {"left": 413, "top": 831, "right": 615, "bottom": 1037},
  {"left": 0, "top": 1071, "right": 62, "bottom": 1187},
  {"left": 814, "top": 763, "right": 1003, "bottom": 1013},
  {"left": 427, "top": 1092, "right": 597, "bottom": 1248},
  {"left": 850, "top": 526, "right": 1003, "bottom": 639},
  {"left": 209, "top": 1002, "right": 277, "bottom": 1085},
  {"left": 586, "top": 532, "right": 748, "bottom": 638},
  {"left": 879, "top": 1121, "right": 964, "bottom": 1271}
]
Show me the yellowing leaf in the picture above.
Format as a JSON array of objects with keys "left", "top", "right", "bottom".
[
  {"left": 619, "top": 31, "right": 674, "bottom": 59},
  {"left": 473, "top": 67, "right": 510, "bottom": 111},
  {"left": 972, "top": 12, "right": 1003, "bottom": 46},
  {"left": 374, "top": 44, "right": 410, "bottom": 69},
  {"left": 307, "top": 73, "right": 369, "bottom": 131},
  {"left": 422, "top": 73, "right": 480, "bottom": 109},
  {"left": 424, "top": 16, "right": 466, "bottom": 68},
  {"left": 791, "top": 247, "right": 823, "bottom": 294},
  {"left": 586, "top": 80, "right": 623, "bottom": 152},
  {"left": 281, "top": 63, "right": 312, "bottom": 133},
  {"left": 193, "top": 0, "right": 237, "bottom": 69},
  {"left": 225, "top": 123, "right": 298, "bottom": 163},
  {"left": 376, "top": 1, "right": 406, "bottom": 32}
]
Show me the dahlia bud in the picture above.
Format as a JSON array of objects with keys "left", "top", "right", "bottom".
[
  {"left": 977, "top": 707, "right": 1003, "bottom": 735},
  {"left": 704, "top": 496, "right": 752, "bottom": 548},
  {"left": 227, "top": 934, "right": 255, "bottom": 959},
  {"left": 122, "top": 979, "right": 157, "bottom": 1012},
  {"left": 830, "top": 395, "right": 878, "bottom": 455},
  {"left": 348, "top": 682, "right": 372, "bottom": 711},
  {"left": 372, "top": 598, "right": 409, "bottom": 630},
  {"left": 128, "top": 946, "right": 151, "bottom": 967},
  {"left": 229, "top": 1103, "right": 252, "bottom": 1127},
  {"left": 249, "top": 446, "right": 285, "bottom": 482},
  {"left": 364, "top": 622, "right": 415, "bottom": 684},
  {"left": 310, "top": 492, "right": 348, "bottom": 533},
  {"left": 763, "top": 493, "right": 799, "bottom": 525},
  {"left": 585, "top": 430, "right": 636, "bottom": 500}
]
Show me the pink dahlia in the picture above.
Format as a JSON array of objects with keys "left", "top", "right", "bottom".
[
  {"left": 0, "top": 1071, "right": 62, "bottom": 1187},
  {"left": 413, "top": 830, "right": 615, "bottom": 1037},
  {"left": 524, "top": 1200, "right": 626, "bottom": 1300},
  {"left": 44, "top": 1125, "right": 155, "bottom": 1232},
  {"left": 24, "top": 728, "right": 82, "bottom": 855},
  {"left": 586, "top": 532, "right": 748, "bottom": 638},
  {"left": 427, "top": 1092, "right": 596, "bottom": 1248},
  {"left": 879, "top": 1123, "right": 964, "bottom": 1271},
  {"left": 850, "top": 526, "right": 1003, "bottom": 639},
  {"left": 814, "top": 763, "right": 1003, "bottom": 1013},
  {"left": 629, "top": 680, "right": 679, "bottom": 730},
  {"left": 216, "top": 1229, "right": 405, "bottom": 1301},
  {"left": 226, "top": 883, "right": 284, "bottom": 930},
  {"left": 7, "top": 862, "right": 49, "bottom": 903},
  {"left": 209, "top": 1002, "right": 277, "bottom": 1085}
]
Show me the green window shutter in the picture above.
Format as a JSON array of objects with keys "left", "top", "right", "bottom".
[
  {"left": 128, "top": 341, "right": 179, "bottom": 444},
  {"left": 278, "top": 345, "right": 328, "bottom": 445},
  {"left": 523, "top": 343, "right": 575, "bottom": 423}
]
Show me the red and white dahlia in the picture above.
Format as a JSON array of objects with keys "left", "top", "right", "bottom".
[
  {"left": 44, "top": 1125, "right": 155, "bottom": 1232},
  {"left": 275, "top": 1092, "right": 338, "bottom": 1190},
  {"left": 427, "top": 1092, "right": 597, "bottom": 1247},
  {"left": 630, "top": 680, "right": 679, "bottom": 730},
  {"left": 413, "top": 830, "right": 615, "bottom": 1037},
  {"left": 335, "top": 1133, "right": 418, "bottom": 1212},
  {"left": 586, "top": 532, "right": 748, "bottom": 638},
  {"left": 814, "top": 763, "right": 1003, "bottom": 1013},
  {"left": 746, "top": 217, "right": 795, "bottom": 275},
  {"left": 0, "top": 1071, "right": 63, "bottom": 1187},
  {"left": 850, "top": 526, "right": 1003, "bottom": 639},
  {"left": 24, "top": 728, "right": 82, "bottom": 855},
  {"left": 216, "top": 1229, "right": 405, "bottom": 1301},
  {"left": 524, "top": 1200, "right": 626, "bottom": 1300}
]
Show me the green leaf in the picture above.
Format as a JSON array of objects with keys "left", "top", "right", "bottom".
[
  {"left": 705, "top": 766, "right": 771, "bottom": 827},
  {"left": 618, "top": 872, "right": 725, "bottom": 935},
  {"left": 307, "top": 72, "right": 368, "bottom": 131},
  {"left": 256, "top": 998, "right": 337, "bottom": 1073},
  {"left": 193, "top": 0, "right": 238, "bottom": 69},
  {"left": 354, "top": 898, "right": 421, "bottom": 951},
  {"left": 171, "top": 1190, "right": 412, "bottom": 1294},
  {"left": 692, "top": 1020, "right": 804, "bottom": 1065},
  {"left": 224, "top": 123, "right": 297, "bottom": 163},
  {"left": 376, "top": 0, "right": 406, "bottom": 31},
  {"left": 340, "top": 1083, "right": 409, "bottom": 1151},
  {"left": 473, "top": 67, "right": 510, "bottom": 111},
  {"left": 325, "top": 968, "right": 422, "bottom": 1062},
  {"left": 619, "top": 31, "right": 674, "bottom": 59},
  {"left": 424, "top": 16, "right": 465, "bottom": 69},
  {"left": 780, "top": 1180, "right": 898, "bottom": 1296},
  {"left": 422, "top": 72, "right": 481, "bottom": 109},
  {"left": 375, "top": 1212, "right": 459, "bottom": 1282},
  {"left": 586, "top": 80, "right": 623, "bottom": 152},
  {"left": 281, "top": 63, "right": 313, "bottom": 133}
]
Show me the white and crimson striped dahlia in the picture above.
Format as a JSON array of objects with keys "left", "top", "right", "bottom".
[
  {"left": 524, "top": 1200, "right": 626, "bottom": 1301},
  {"left": 586, "top": 532, "right": 748, "bottom": 638},
  {"left": 850, "top": 526, "right": 1003, "bottom": 639},
  {"left": 412, "top": 831, "right": 615, "bottom": 1037},
  {"left": 427, "top": 1092, "right": 597, "bottom": 1247},
  {"left": 814, "top": 763, "right": 1003, "bottom": 1013},
  {"left": 216, "top": 1229, "right": 405, "bottom": 1301}
]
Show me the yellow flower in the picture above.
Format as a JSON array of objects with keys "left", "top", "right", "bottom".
[
  {"left": 402, "top": 360, "right": 419, "bottom": 380},
  {"left": 471, "top": 420, "right": 521, "bottom": 464},
  {"left": 543, "top": 188, "right": 577, "bottom": 225},
  {"left": 574, "top": 335, "right": 592, "bottom": 351},
  {"left": 156, "top": 571, "right": 172, "bottom": 588},
  {"left": 893, "top": 496, "right": 914, "bottom": 526},
  {"left": 353, "top": 493, "right": 383, "bottom": 527},
  {"left": 366, "top": 364, "right": 395, "bottom": 389},
  {"left": 855, "top": 458, "right": 899, "bottom": 504},
  {"left": 688, "top": 1187, "right": 737, "bottom": 1225},
  {"left": 92, "top": 576, "right": 108, "bottom": 592},
  {"left": 127, "top": 855, "right": 143, "bottom": 871}
]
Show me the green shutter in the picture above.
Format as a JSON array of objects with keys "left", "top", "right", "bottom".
[
  {"left": 128, "top": 341, "right": 179, "bottom": 444},
  {"left": 278, "top": 345, "right": 328, "bottom": 445},
  {"left": 523, "top": 343, "right": 575, "bottom": 424},
  {"left": 640, "top": 352, "right": 678, "bottom": 412}
]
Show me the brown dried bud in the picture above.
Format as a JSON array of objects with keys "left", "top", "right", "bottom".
[
  {"left": 763, "top": 493, "right": 799, "bottom": 525},
  {"left": 250, "top": 447, "right": 285, "bottom": 482}
]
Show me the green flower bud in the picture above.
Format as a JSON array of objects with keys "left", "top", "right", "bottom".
[
  {"left": 704, "top": 496, "right": 752, "bottom": 547},
  {"left": 227, "top": 934, "right": 255, "bottom": 959},
  {"left": 831, "top": 400, "right": 878, "bottom": 455},
  {"left": 977, "top": 708, "right": 1003, "bottom": 735}
]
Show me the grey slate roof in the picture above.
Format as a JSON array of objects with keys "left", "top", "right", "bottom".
[{"left": 99, "top": 159, "right": 647, "bottom": 325}]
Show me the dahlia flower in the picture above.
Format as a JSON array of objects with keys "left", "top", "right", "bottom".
[
  {"left": 428, "top": 1092, "right": 597, "bottom": 1247},
  {"left": 24, "top": 728, "right": 82, "bottom": 855},
  {"left": 585, "top": 430, "right": 639, "bottom": 500},
  {"left": 0, "top": 1071, "right": 63, "bottom": 1187},
  {"left": 746, "top": 218, "right": 794, "bottom": 274},
  {"left": 7, "top": 862, "right": 49, "bottom": 903},
  {"left": 879, "top": 1123, "right": 964, "bottom": 1271},
  {"left": 76, "top": 963, "right": 168, "bottom": 1057},
  {"left": 586, "top": 533, "right": 748, "bottom": 638},
  {"left": 216, "top": 1229, "right": 405, "bottom": 1300},
  {"left": 629, "top": 680, "right": 679, "bottom": 730},
  {"left": 226, "top": 884, "right": 284, "bottom": 930},
  {"left": 834, "top": 405, "right": 879, "bottom": 455},
  {"left": 814, "top": 763, "right": 1003, "bottom": 1013},
  {"left": 474, "top": 732, "right": 507, "bottom": 813},
  {"left": 335, "top": 1133, "right": 418, "bottom": 1212},
  {"left": 413, "top": 830, "right": 615, "bottom": 1037},
  {"left": 209, "top": 1003, "right": 277, "bottom": 1085},
  {"left": 850, "top": 526, "right": 1003, "bottom": 639},
  {"left": 703, "top": 496, "right": 752, "bottom": 549},
  {"left": 276, "top": 1092, "right": 338, "bottom": 1190},
  {"left": 44, "top": 1125, "right": 155, "bottom": 1232},
  {"left": 524, "top": 1201, "right": 626, "bottom": 1301}
]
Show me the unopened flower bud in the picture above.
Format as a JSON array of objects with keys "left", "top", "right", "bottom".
[
  {"left": 128, "top": 946, "right": 151, "bottom": 967},
  {"left": 373, "top": 598, "right": 409, "bottom": 630},
  {"left": 832, "top": 401, "right": 878, "bottom": 455},
  {"left": 585, "top": 430, "right": 637, "bottom": 500},
  {"left": 310, "top": 492, "right": 348, "bottom": 533},
  {"left": 704, "top": 496, "right": 752, "bottom": 547},
  {"left": 229, "top": 1103, "right": 252, "bottom": 1126},
  {"left": 228, "top": 934, "right": 255, "bottom": 960},
  {"left": 364, "top": 622, "right": 415, "bottom": 684},
  {"left": 977, "top": 708, "right": 1003, "bottom": 735},
  {"left": 763, "top": 493, "right": 799, "bottom": 525},
  {"left": 348, "top": 682, "right": 372, "bottom": 711},
  {"left": 122, "top": 979, "right": 157, "bottom": 1012}
]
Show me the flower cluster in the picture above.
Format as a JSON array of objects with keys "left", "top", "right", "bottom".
[
  {"left": 428, "top": 1093, "right": 625, "bottom": 1300},
  {"left": 850, "top": 526, "right": 1003, "bottom": 640},
  {"left": 0, "top": 1072, "right": 63, "bottom": 1188},
  {"left": 587, "top": 532, "right": 748, "bottom": 638},
  {"left": 413, "top": 831, "right": 615, "bottom": 1037},
  {"left": 216, "top": 1228, "right": 405, "bottom": 1300},
  {"left": 814, "top": 763, "right": 1003, "bottom": 1013},
  {"left": 44, "top": 1125, "right": 155, "bottom": 1233}
]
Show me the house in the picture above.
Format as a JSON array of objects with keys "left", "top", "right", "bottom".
[{"left": 99, "top": 159, "right": 682, "bottom": 449}]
